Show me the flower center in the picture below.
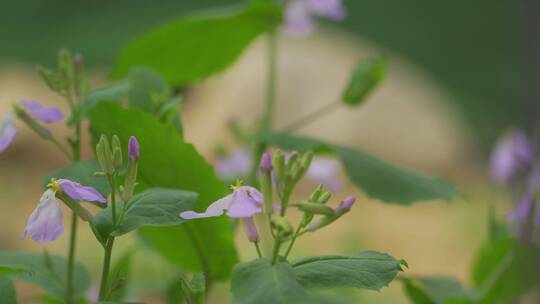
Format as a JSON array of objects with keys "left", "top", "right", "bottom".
[
  {"left": 47, "top": 178, "right": 62, "bottom": 192},
  {"left": 230, "top": 179, "right": 243, "bottom": 190}
]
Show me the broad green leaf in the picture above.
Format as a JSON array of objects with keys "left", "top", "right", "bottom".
[
  {"left": 292, "top": 251, "right": 404, "bottom": 291},
  {"left": 259, "top": 132, "right": 459, "bottom": 205},
  {"left": 471, "top": 238, "right": 540, "bottom": 303},
  {"left": 127, "top": 66, "right": 171, "bottom": 113},
  {"left": 89, "top": 102, "right": 238, "bottom": 280},
  {"left": 112, "top": 1, "right": 282, "bottom": 85},
  {"left": 107, "top": 251, "right": 133, "bottom": 302},
  {"left": 401, "top": 277, "right": 474, "bottom": 304},
  {"left": 231, "top": 259, "right": 308, "bottom": 304},
  {"left": 0, "top": 266, "right": 27, "bottom": 276},
  {"left": 78, "top": 82, "right": 130, "bottom": 118},
  {"left": 0, "top": 252, "right": 90, "bottom": 297},
  {"left": 91, "top": 188, "right": 197, "bottom": 241},
  {"left": 342, "top": 57, "right": 386, "bottom": 106},
  {"left": 0, "top": 277, "right": 16, "bottom": 304},
  {"left": 44, "top": 160, "right": 110, "bottom": 197}
]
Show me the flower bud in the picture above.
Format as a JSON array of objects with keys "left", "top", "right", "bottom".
[
  {"left": 297, "top": 201, "right": 335, "bottom": 216},
  {"left": 128, "top": 136, "right": 140, "bottom": 162},
  {"left": 272, "top": 150, "right": 285, "bottom": 183},
  {"left": 335, "top": 196, "right": 356, "bottom": 217},
  {"left": 297, "top": 150, "right": 314, "bottom": 178},
  {"left": 259, "top": 152, "right": 273, "bottom": 214},
  {"left": 96, "top": 135, "right": 114, "bottom": 174},
  {"left": 112, "top": 135, "right": 123, "bottom": 169},
  {"left": 272, "top": 217, "right": 293, "bottom": 238},
  {"left": 309, "top": 184, "right": 324, "bottom": 202},
  {"left": 317, "top": 191, "right": 332, "bottom": 204},
  {"left": 259, "top": 152, "right": 272, "bottom": 172}
]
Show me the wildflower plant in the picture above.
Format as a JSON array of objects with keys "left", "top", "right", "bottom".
[{"left": 0, "top": 0, "right": 480, "bottom": 303}]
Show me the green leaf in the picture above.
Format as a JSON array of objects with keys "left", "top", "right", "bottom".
[
  {"left": 401, "top": 277, "right": 474, "bottom": 304},
  {"left": 107, "top": 251, "right": 133, "bottom": 302},
  {"left": 78, "top": 82, "right": 130, "bottom": 118},
  {"left": 0, "top": 252, "right": 90, "bottom": 297},
  {"left": 112, "top": 1, "right": 282, "bottom": 85},
  {"left": 127, "top": 66, "right": 171, "bottom": 113},
  {"left": 89, "top": 102, "right": 238, "bottom": 280},
  {"left": 231, "top": 259, "right": 309, "bottom": 304},
  {"left": 0, "top": 266, "right": 27, "bottom": 276},
  {"left": 471, "top": 238, "right": 540, "bottom": 303},
  {"left": 44, "top": 160, "right": 110, "bottom": 197},
  {"left": 259, "top": 132, "right": 459, "bottom": 205},
  {"left": 92, "top": 188, "right": 197, "bottom": 241},
  {"left": 342, "top": 57, "right": 386, "bottom": 106},
  {"left": 0, "top": 277, "right": 16, "bottom": 304},
  {"left": 291, "top": 251, "right": 404, "bottom": 291}
]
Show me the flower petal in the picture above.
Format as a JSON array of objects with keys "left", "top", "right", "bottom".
[
  {"left": 180, "top": 194, "right": 233, "bottom": 219},
  {"left": 284, "top": 0, "right": 316, "bottom": 36},
  {"left": 57, "top": 179, "right": 107, "bottom": 203},
  {"left": 507, "top": 192, "right": 532, "bottom": 223},
  {"left": 22, "top": 189, "right": 64, "bottom": 243},
  {"left": 489, "top": 129, "right": 533, "bottom": 184},
  {"left": 307, "top": 157, "right": 343, "bottom": 191},
  {"left": 0, "top": 112, "right": 16, "bottom": 153},
  {"left": 215, "top": 149, "right": 252, "bottom": 180},
  {"left": 19, "top": 100, "right": 64, "bottom": 123},
  {"left": 226, "top": 187, "right": 263, "bottom": 218},
  {"left": 307, "top": 0, "right": 346, "bottom": 20}
]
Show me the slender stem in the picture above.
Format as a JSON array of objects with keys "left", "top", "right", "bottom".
[
  {"left": 271, "top": 237, "right": 282, "bottom": 265},
  {"left": 51, "top": 137, "right": 72, "bottom": 159},
  {"left": 65, "top": 104, "right": 81, "bottom": 304},
  {"left": 283, "top": 224, "right": 303, "bottom": 260},
  {"left": 109, "top": 175, "right": 117, "bottom": 226},
  {"left": 65, "top": 213, "right": 77, "bottom": 303},
  {"left": 98, "top": 237, "right": 115, "bottom": 301},
  {"left": 249, "top": 30, "right": 278, "bottom": 183},
  {"left": 281, "top": 100, "right": 341, "bottom": 132},
  {"left": 254, "top": 242, "right": 263, "bottom": 258}
]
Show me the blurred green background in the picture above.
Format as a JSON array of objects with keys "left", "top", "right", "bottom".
[{"left": 1, "top": 0, "right": 537, "bottom": 146}]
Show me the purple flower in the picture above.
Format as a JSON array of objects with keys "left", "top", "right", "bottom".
[
  {"left": 0, "top": 112, "right": 17, "bottom": 153},
  {"left": 180, "top": 185, "right": 263, "bottom": 219},
  {"left": 489, "top": 129, "right": 534, "bottom": 184},
  {"left": 128, "top": 136, "right": 140, "bottom": 161},
  {"left": 57, "top": 179, "right": 107, "bottom": 203},
  {"left": 284, "top": 0, "right": 346, "bottom": 36},
  {"left": 22, "top": 189, "right": 64, "bottom": 243},
  {"left": 215, "top": 149, "right": 253, "bottom": 180},
  {"left": 19, "top": 100, "right": 63, "bottom": 123},
  {"left": 306, "top": 157, "right": 343, "bottom": 191}
]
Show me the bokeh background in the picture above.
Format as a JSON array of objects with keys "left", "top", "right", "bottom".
[{"left": 0, "top": 0, "right": 538, "bottom": 302}]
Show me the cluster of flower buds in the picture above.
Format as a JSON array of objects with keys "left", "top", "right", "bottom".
[
  {"left": 272, "top": 149, "right": 314, "bottom": 208},
  {"left": 96, "top": 135, "right": 140, "bottom": 202},
  {"left": 38, "top": 49, "right": 88, "bottom": 100}
]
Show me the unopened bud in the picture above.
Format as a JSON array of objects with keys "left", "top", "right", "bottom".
[
  {"left": 96, "top": 135, "right": 114, "bottom": 174},
  {"left": 336, "top": 196, "right": 356, "bottom": 215},
  {"left": 128, "top": 136, "right": 140, "bottom": 162},
  {"left": 259, "top": 152, "right": 272, "bottom": 172},
  {"left": 309, "top": 184, "right": 324, "bottom": 202},
  {"left": 272, "top": 217, "right": 293, "bottom": 238},
  {"left": 297, "top": 201, "right": 335, "bottom": 216},
  {"left": 297, "top": 150, "right": 314, "bottom": 178},
  {"left": 317, "top": 191, "right": 332, "bottom": 205},
  {"left": 272, "top": 150, "right": 285, "bottom": 184}
]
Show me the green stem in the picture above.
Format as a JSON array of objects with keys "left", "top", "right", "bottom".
[
  {"left": 65, "top": 213, "right": 77, "bottom": 303},
  {"left": 65, "top": 108, "right": 81, "bottom": 304},
  {"left": 109, "top": 175, "right": 117, "bottom": 226},
  {"left": 249, "top": 30, "right": 278, "bottom": 183},
  {"left": 271, "top": 237, "right": 282, "bottom": 265},
  {"left": 254, "top": 242, "right": 263, "bottom": 258},
  {"left": 281, "top": 100, "right": 340, "bottom": 132},
  {"left": 98, "top": 237, "right": 115, "bottom": 301},
  {"left": 283, "top": 224, "right": 303, "bottom": 260}
]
